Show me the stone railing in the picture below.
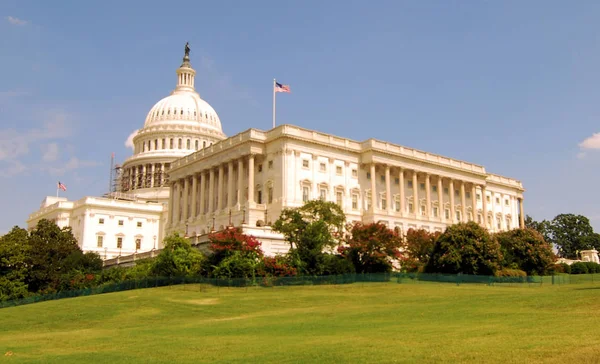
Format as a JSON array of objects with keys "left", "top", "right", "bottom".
[
  {"left": 486, "top": 173, "right": 524, "bottom": 189},
  {"left": 103, "top": 250, "right": 160, "bottom": 268},
  {"left": 28, "top": 201, "right": 74, "bottom": 220}
]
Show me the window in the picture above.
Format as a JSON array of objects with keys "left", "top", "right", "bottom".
[
  {"left": 268, "top": 160, "right": 273, "bottom": 169},
  {"left": 319, "top": 188, "right": 327, "bottom": 201},
  {"left": 170, "top": 139, "right": 174, "bottom": 149},
  {"left": 478, "top": 214, "right": 482, "bottom": 224},
  {"left": 352, "top": 194, "right": 358, "bottom": 210},
  {"left": 432, "top": 206, "right": 439, "bottom": 218},
  {"left": 302, "top": 159, "right": 309, "bottom": 168},
  {"left": 468, "top": 212, "right": 473, "bottom": 221},
  {"left": 336, "top": 166, "right": 342, "bottom": 175},
  {"left": 137, "top": 221, "right": 142, "bottom": 228},
  {"left": 142, "top": 142, "right": 146, "bottom": 152},
  {"left": 154, "top": 140, "right": 158, "bottom": 150},
  {"left": 505, "top": 199, "right": 510, "bottom": 206},
  {"left": 395, "top": 199, "right": 401, "bottom": 211},
  {"left": 117, "top": 237, "right": 123, "bottom": 249},
  {"left": 380, "top": 175, "right": 385, "bottom": 182},
  {"left": 320, "top": 163, "right": 326, "bottom": 172},
  {"left": 135, "top": 238, "right": 141, "bottom": 250},
  {"left": 352, "top": 169, "right": 358, "bottom": 178},
  {"left": 486, "top": 196, "right": 491, "bottom": 203},
  {"left": 466, "top": 192, "right": 471, "bottom": 199},
  {"left": 258, "top": 164, "right": 263, "bottom": 172},
  {"left": 99, "top": 218, "right": 105, "bottom": 225},
  {"left": 444, "top": 187, "right": 449, "bottom": 194},
  {"left": 97, "top": 236, "right": 103, "bottom": 248},
  {"left": 496, "top": 197, "right": 500, "bottom": 204},
  {"left": 203, "top": 141, "right": 206, "bottom": 148},
  {"left": 161, "top": 138, "right": 166, "bottom": 149},
  {"left": 195, "top": 140, "right": 199, "bottom": 150},
  {"left": 178, "top": 139, "right": 183, "bottom": 149},
  {"left": 445, "top": 209, "right": 450, "bottom": 219},
  {"left": 454, "top": 190, "right": 459, "bottom": 197},
  {"left": 420, "top": 183, "right": 425, "bottom": 190},
  {"left": 408, "top": 202, "right": 414, "bottom": 213},
  {"left": 432, "top": 186, "right": 437, "bottom": 193},
  {"left": 408, "top": 181, "right": 413, "bottom": 188},
  {"left": 381, "top": 195, "right": 387, "bottom": 210},
  {"left": 257, "top": 190, "right": 263, "bottom": 204},
  {"left": 506, "top": 217, "right": 511, "bottom": 228},
  {"left": 477, "top": 193, "right": 481, "bottom": 200},
  {"left": 302, "top": 186, "right": 310, "bottom": 202},
  {"left": 118, "top": 220, "right": 124, "bottom": 226},
  {"left": 186, "top": 139, "right": 191, "bottom": 149},
  {"left": 420, "top": 204, "right": 426, "bottom": 216},
  {"left": 497, "top": 217, "right": 502, "bottom": 229},
  {"left": 367, "top": 172, "right": 371, "bottom": 179},
  {"left": 394, "top": 178, "right": 400, "bottom": 185},
  {"left": 268, "top": 187, "right": 273, "bottom": 204},
  {"left": 336, "top": 191, "right": 343, "bottom": 206},
  {"left": 456, "top": 211, "right": 462, "bottom": 221}
]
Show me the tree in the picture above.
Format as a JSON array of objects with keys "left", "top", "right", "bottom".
[
  {"left": 151, "top": 233, "right": 206, "bottom": 277},
  {"left": 208, "top": 228, "right": 263, "bottom": 279},
  {"left": 495, "top": 228, "right": 556, "bottom": 275},
  {"left": 273, "top": 200, "right": 346, "bottom": 275},
  {"left": 401, "top": 228, "right": 441, "bottom": 272},
  {"left": 0, "top": 226, "right": 29, "bottom": 301},
  {"left": 25, "top": 219, "right": 87, "bottom": 293},
  {"left": 339, "top": 222, "right": 403, "bottom": 273},
  {"left": 524, "top": 215, "right": 550, "bottom": 241},
  {"left": 546, "top": 214, "right": 599, "bottom": 259},
  {"left": 426, "top": 222, "right": 502, "bottom": 276}
]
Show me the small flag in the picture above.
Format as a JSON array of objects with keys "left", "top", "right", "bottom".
[
  {"left": 58, "top": 181, "right": 67, "bottom": 191},
  {"left": 275, "top": 82, "right": 291, "bottom": 93}
]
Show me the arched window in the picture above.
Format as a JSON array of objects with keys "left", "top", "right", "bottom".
[
  {"left": 170, "top": 138, "right": 174, "bottom": 149},
  {"left": 161, "top": 138, "right": 166, "bottom": 149},
  {"left": 142, "top": 142, "right": 146, "bottom": 152},
  {"left": 203, "top": 141, "right": 206, "bottom": 148},
  {"left": 186, "top": 139, "right": 191, "bottom": 149},
  {"left": 195, "top": 140, "right": 199, "bottom": 150},
  {"left": 154, "top": 139, "right": 158, "bottom": 150},
  {"left": 178, "top": 139, "right": 182, "bottom": 149}
]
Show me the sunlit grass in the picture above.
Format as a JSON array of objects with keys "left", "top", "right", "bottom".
[{"left": 1, "top": 282, "right": 600, "bottom": 363}]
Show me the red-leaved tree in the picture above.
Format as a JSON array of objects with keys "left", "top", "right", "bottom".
[
  {"left": 338, "top": 222, "right": 403, "bottom": 273},
  {"left": 401, "top": 228, "right": 441, "bottom": 272}
]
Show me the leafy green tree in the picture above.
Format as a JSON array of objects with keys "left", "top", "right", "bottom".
[
  {"left": 339, "top": 222, "right": 403, "bottom": 273},
  {"left": 151, "top": 233, "right": 206, "bottom": 277},
  {"left": 0, "top": 227, "right": 29, "bottom": 301},
  {"left": 426, "top": 222, "right": 502, "bottom": 275},
  {"left": 273, "top": 200, "right": 346, "bottom": 275},
  {"left": 524, "top": 215, "right": 551, "bottom": 241},
  {"left": 495, "top": 228, "right": 555, "bottom": 275},
  {"left": 25, "top": 219, "right": 86, "bottom": 293},
  {"left": 546, "top": 214, "right": 599, "bottom": 259},
  {"left": 401, "top": 228, "right": 441, "bottom": 272}
]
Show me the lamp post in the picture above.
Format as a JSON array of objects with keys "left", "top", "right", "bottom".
[
  {"left": 184, "top": 223, "right": 189, "bottom": 239},
  {"left": 212, "top": 216, "right": 215, "bottom": 232},
  {"left": 104, "top": 247, "right": 108, "bottom": 260},
  {"left": 153, "top": 235, "right": 157, "bottom": 250},
  {"left": 242, "top": 208, "right": 246, "bottom": 225}
]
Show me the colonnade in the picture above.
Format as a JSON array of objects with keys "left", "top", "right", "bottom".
[{"left": 121, "top": 163, "right": 169, "bottom": 191}]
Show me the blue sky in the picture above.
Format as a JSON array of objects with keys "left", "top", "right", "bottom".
[{"left": 1, "top": 1, "right": 600, "bottom": 234}]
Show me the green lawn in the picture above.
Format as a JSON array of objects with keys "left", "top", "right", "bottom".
[{"left": 1, "top": 281, "right": 600, "bottom": 363}]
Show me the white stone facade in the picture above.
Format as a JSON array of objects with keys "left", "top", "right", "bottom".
[
  {"left": 165, "top": 124, "right": 526, "bottom": 249},
  {"left": 27, "top": 195, "right": 165, "bottom": 259}
]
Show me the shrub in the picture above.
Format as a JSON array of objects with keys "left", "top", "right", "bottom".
[
  {"left": 259, "top": 255, "right": 298, "bottom": 277},
  {"left": 212, "top": 251, "right": 260, "bottom": 279},
  {"left": 401, "top": 228, "right": 440, "bottom": 272},
  {"left": 319, "top": 254, "right": 355, "bottom": 276},
  {"left": 495, "top": 268, "right": 527, "bottom": 277},
  {"left": 570, "top": 262, "right": 589, "bottom": 274},
  {"left": 584, "top": 262, "right": 600, "bottom": 273},
  {"left": 495, "top": 228, "right": 555, "bottom": 275}
]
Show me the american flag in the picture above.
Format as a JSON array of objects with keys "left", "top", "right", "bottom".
[
  {"left": 57, "top": 181, "right": 67, "bottom": 191},
  {"left": 274, "top": 82, "right": 291, "bottom": 93}
]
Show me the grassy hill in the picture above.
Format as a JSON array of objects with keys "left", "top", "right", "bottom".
[{"left": 1, "top": 281, "right": 600, "bottom": 363}]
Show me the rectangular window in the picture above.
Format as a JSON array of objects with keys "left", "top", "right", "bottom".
[
  {"left": 336, "top": 191, "right": 343, "bottom": 206},
  {"left": 408, "top": 202, "right": 414, "bottom": 213},
  {"left": 336, "top": 166, "right": 342, "bottom": 175},
  {"left": 455, "top": 190, "right": 459, "bottom": 197},
  {"left": 135, "top": 238, "right": 141, "bottom": 250},
  {"left": 258, "top": 164, "right": 263, "bottom": 172},
  {"left": 408, "top": 181, "right": 413, "bottom": 188},
  {"left": 432, "top": 206, "right": 439, "bottom": 218},
  {"left": 420, "top": 183, "right": 425, "bottom": 190},
  {"left": 268, "top": 187, "right": 273, "bottom": 204},
  {"left": 444, "top": 187, "right": 449, "bottom": 194},
  {"left": 506, "top": 217, "right": 511, "bottom": 228},
  {"left": 381, "top": 196, "right": 387, "bottom": 210},
  {"left": 505, "top": 199, "right": 509, "bottom": 206},
  {"left": 302, "top": 160, "right": 309, "bottom": 168},
  {"left": 257, "top": 190, "right": 263, "bottom": 204},
  {"left": 302, "top": 187, "right": 310, "bottom": 202},
  {"left": 137, "top": 221, "right": 142, "bottom": 228},
  {"left": 445, "top": 209, "right": 450, "bottom": 219},
  {"left": 478, "top": 214, "right": 482, "bottom": 224},
  {"left": 380, "top": 175, "right": 385, "bottom": 182},
  {"left": 497, "top": 217, "right": 502, "bottom": 229},
  {"left": 432, "top": 186, "right": 437, "bottom": 193},
  {"left": 99, "top": 218, "right": 104, "bottom": 224},
  {"left": 496, "top": 197, "right": 500, "bottom": 204},
  {"left": 268, "top": 160, "right": 273, "bottom": 169},
  {"left": 117, "top": 237, "right": 123, "bottom": 249},
  {"left": 456, "top": 211, "right": 462, "bottom": 221},
  {"left": 352, "top": 194, "right": 358, "bottom": 209},
  {"left": 118, "top": 220, "right": 124, "bottom": 226},
  {"left": 366, "top": 172, "right": 371, "bottom": 179},
  {"left": 486, "top": 196, "right": 491, "bottom": 203},
  {"left": 420, "top": 204, "right": 426, "bottom": 216},
  {"left": 352, "top": 169, "right": 358, "bottom": 178},
  {"left": 394, "top": 178, "right": 400, "bottom": 185},
  {"left": 319, "top": 163, "right": 326, "bottom": 172},
  {"left": 468, "top": 212, "right": 473, "bottom": 221},
  {"left": 477, "top": 194, "right": 481, "bottom": 200},
  {"left": 320, "top": 188, "right": 327, "bottom": 201},
  {"left": 395, "top": 200, "right": 400, "bottom": 211},
  {"left": 97, "top": 236, "right": 103, "bottom": 248},
  {"left": 466, "top": 192, "right": 471, "bottom": 199}
]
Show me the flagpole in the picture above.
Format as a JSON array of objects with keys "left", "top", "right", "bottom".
[{"left": 272, "top": 78, "right": 276, "bottom": 129}]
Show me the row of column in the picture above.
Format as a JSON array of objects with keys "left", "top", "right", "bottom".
[
  {"left": 122, "top": 163, "right": 168, "bottom": 191},
  {"left": 168, "top": 155, "right": 256, "bottom": 226},
  {"left": 369, "top": 164, "right": 524, "bottom": 229}
]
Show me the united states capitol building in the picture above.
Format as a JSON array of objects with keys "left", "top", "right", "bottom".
[{"left": 27, "top": 46, "right": 526, "bottom": 260}]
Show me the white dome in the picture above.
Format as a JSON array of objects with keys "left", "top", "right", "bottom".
[{"left": 144, "top": 92, "right": 223, "bottom": 133}]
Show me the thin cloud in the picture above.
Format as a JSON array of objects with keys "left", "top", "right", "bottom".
[
  {"left": 0, "top": 90, "right": 30, "bottom": 103},
  {"left": 41, "top": 143, "right": 59, "bottom": 162},
  {"left": 6, "top": 16, "right": 28, "bottom": 26},
  {"left": 41, "top": 157, "right": 100, "bottom": 176},
  {"left": 125, "top": 130, "right": 138, "bottom": 150},
  {"left": 579, "top": 133, "right": 600, "bottom": 150}
]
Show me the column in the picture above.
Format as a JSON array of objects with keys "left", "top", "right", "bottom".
[
  {"left": 227, "top": 161, "right": 234, "bottom": 209},
  {"left": 491, "top": 190, "right": 496, "bottom": 231},
  {"left": 370, "top": 163, "right": 376, "bottom": 212},
  {"left": 519, "top": 197, "right": 525, "bottom": 228},
  {"left": 173, "top": 180, "right": 180, "bottom": 225},
  {"left": 412, "top": 171, "right": 419, "bottom": 217},
  {"left": 399, "top": 168, "right": 405, "bottom": 217},
  {"left": 248, "top": 155, "right": 255, "bottom": 204},
  {"left": 471, "top": 184, "right": 477, "bottom": 222},
  {"left": 208, "top": 168, "right": 215, "bottom": 213},
  {"left": 237, "top": 159, "right": 244, "bottom": 206},
  {"left": 425, "top": 173, "right": 431, "bottom": 218},
  {"left": 167, "top": 182, "right": 175, "bottom": 225},
  {"left": 160, "top": 163, "right": 165, "bottom": 186},
  {"left": 217, "top": 164, "right": 224, "bottom": 210},
  {"left": 199, "top": 172, "right": 206, "bottom": 216},
  {"left": 149, "top": 164, "right": 155, "bottom": 188},
  {"left": 385, "top": 165, "right": 391, "bottom": 214},
  {"left": 183, "top": 177, "right": 190, "bottom": 222},
  {"left": 449, "top": 179, "right": 455, "bottom": 223},
  {"left": 500, "top": 193, "right": 506, "bottom": 230},
  {"left": 191, "top": 174, "right": 198, "bottom": 219},
  {"left": 482, "top": 185, "right": 488, "bottom": 228},
  {"left": 133, "top": 167, "right": 138, "bottom": 189},
  {"left": 142, "top": 165, "right": 146, "bottom": 188},
  {"left": 460, "top": 181, "right": 466, "bottom": 222},
  {"left": 437, "top": 176, "right": 443, "bottom": 221}
]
